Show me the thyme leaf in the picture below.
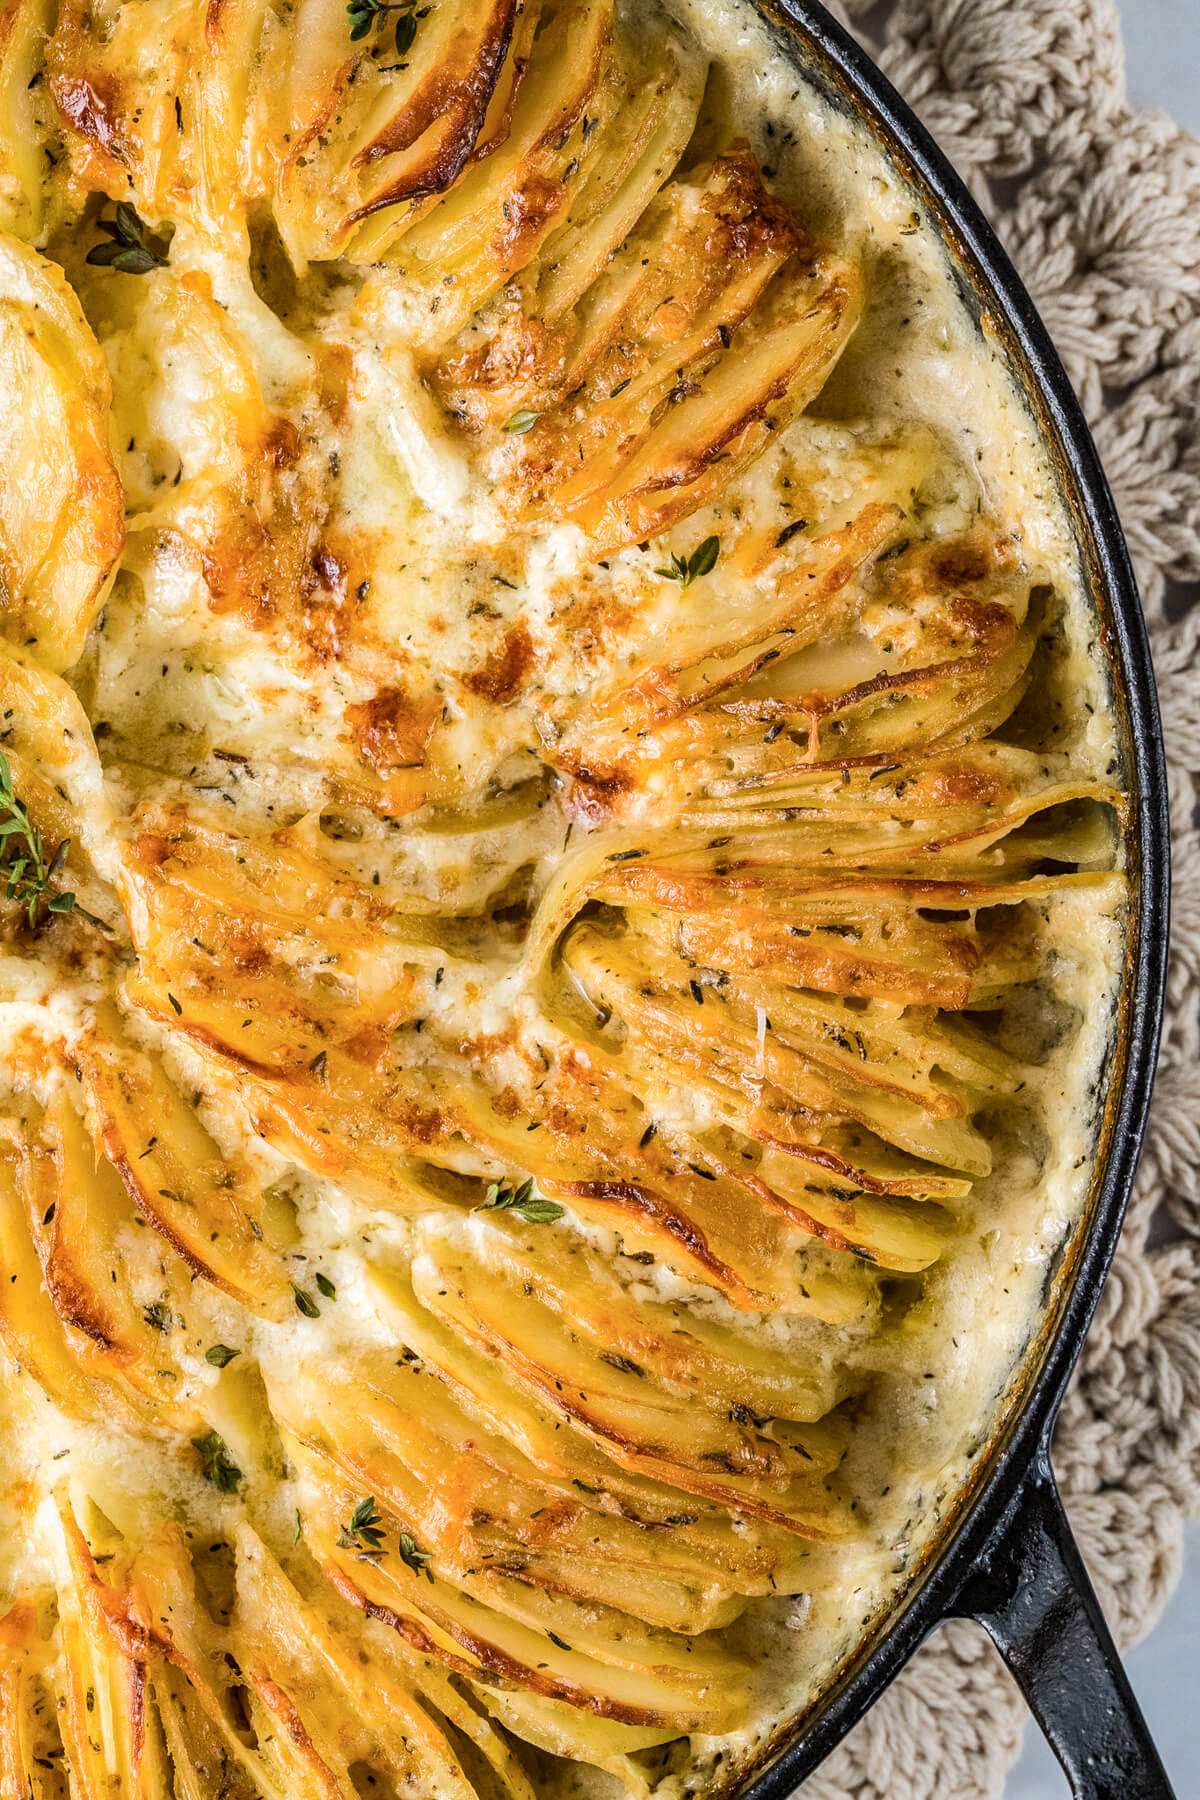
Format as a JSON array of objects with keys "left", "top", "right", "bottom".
[
  {"left": 86, "top": 202, "right": 169, "bottom": 275},
  {"left": 291, "top": 1281, "right": 320, "bottom": 1319},
  {"left": 475, "top": 1175, "right": 564, "bottom": 1224},
  {"left": 338, "top": 1494, "right": 386, "bottom": 1559},
  {"left": 397, "top": 1530, "right": 434, "bottom": 1581},
  {"left": 346, "top": 0, "right": 420, "bottom": 55},
  {"left": 654, "top": 535, "right": 720, "bottom": 591},
  {"left": 191, "top": 1430, "right": 242, "bottom": 1494}
]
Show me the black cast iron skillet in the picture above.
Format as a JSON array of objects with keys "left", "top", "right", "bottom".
[{"left": 720, "top": 3, "right": 1175, "bottom": 1796}]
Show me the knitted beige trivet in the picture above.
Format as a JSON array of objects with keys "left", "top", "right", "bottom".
[{"left": 794, "top": 1, "right": 1200, "bottom": 1794}]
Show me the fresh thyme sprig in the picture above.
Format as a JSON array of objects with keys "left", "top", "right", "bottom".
[
  {"left": 339, "top": 1494, "right": 386, "bottom": 1559},
  {"left": 475, "top": 1176, "right": 564, "bottom": 1225},
  {"left": 190, "top": 1430, "right": 242, "bottom": 1494},
  {"left": 654, "top": 535, "right": 720, "bottom": 590},
  {"left": 346, "top": 0, "right": 421, "bottom": 55},
  {"left": 85, "top": 202, "right": 170, "bottom": 276},
  {"left": 0, "top": 752, "right": 103, "bottom": 932}
]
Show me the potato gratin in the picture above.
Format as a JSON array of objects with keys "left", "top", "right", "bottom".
[{"left": 0, "top": 0, "right": 1125, "bottom": 1795}]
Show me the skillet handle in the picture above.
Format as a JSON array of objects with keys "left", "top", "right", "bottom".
[{"left": 953, "top": 1451, "right": 1176, "bottom": 1798}]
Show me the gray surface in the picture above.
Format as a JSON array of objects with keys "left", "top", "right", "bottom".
[
  {"left": 1119, "top": 0, "right": 1200, "bottom": 131},
  {"left": 1008, "top": 6, "right": 1198, "bottom": 1794}
]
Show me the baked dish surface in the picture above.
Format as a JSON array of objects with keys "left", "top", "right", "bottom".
[{"left": 0, "top": 0, "right": 1124, "bottom": 1795}]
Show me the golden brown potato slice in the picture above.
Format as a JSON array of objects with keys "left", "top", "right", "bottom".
[
  {"left": 669, "top": 767, "right": 1118, "bottom": 886},
  {"left": 563, "top": 922, "right": 991, "bottom": 1175},
  {"left": 523, "top": 750, "right": 1111, "bottom": 993},
  {"left": 537, "top": 460, "right": 1035, "bottom": 825},
  {"left": 663, "top": 534, "right": 1041, "bottom": 776},
  {"left": 446, "top": 1214, "right": 851, "bottom": 1421},
  {"left": 297, "top": 1438, "right": 749, "bottom": 1736},
  {"left": 271, "top": 1350, "right": 794, "bottom": 1633},
  {"left": 0, "top": 0, "right": 54, "bottom": 240},
  {"left": 445, "top": 1069, "right": 876, "bottom": 1316},
  {"left": 194, "top": 0, "right": 275, "bottom": 226},
  {"left": 516, "top": 41, "right": 705, "bottom": 330},
  {"left": 326, "top": 1538, "right": 678, "bottom": 1787},
  {"left": 366, "top": 1261, "right": 815, "bottom": 1538},
  {"left": 46, "top": 0, "right": 181, "bottom": 204},
  {"left": 433, "top": 145, "right": 859, "bottom": 553},
  {"left": 72, "top": 1019, "right": 294, "bottom": 1321},
  {"left": 579, "top": 505, "right": 902, "bottom": 744},
  {"left": 0, "top": 1599, "right": 64, "bottom": 1800},
  {"left": 411, "top": 1226, "right": 847, "bottom": 1532},
  {"left": 53, "top": 1490, "right": 171, "bottom": 1800},
  {"left": 51, "top": 0, "right": 311, "bottom": 242},
  {"left": 265, "top": 0, "right": 534, "bottom": 265},
  {"left": 115, "top": 807, "right": 459, "bottom": 1210},
  {"left": 0, "top": 234, "right": 124, "bottom": 671},
  {"left": 352, "top": 0, "right": 619, "bottom": 282},
  {"left": 230, "top": 1523, "right": 537, "bottom": 1800},
  {"left": 0, "top": 664, "right": 110, "bottom": 939},
  {"left": 121, "top": 802, "right": 399, "bottom": 944},
  {"left": 0, "top": 1141, "right": 112, "bottom": 1424},
  {"left": 13, "top": 1087, "right": 208, "bottom": 1427},
  {"left": 431, "top": 31, "right": 707, "bottom": 412},
  {"left": 117, "top": 800, "right": 426, "bottom": 1085},
  {"left": 47, "top": 0, "right": 288, "bottom": 230},
  {"left": 121, "top": 1520, "right": 358, "bottom": 1800},
  {"left": 0, "top": 636, "right": 106, "bottom": 796},
  {"left": 588, "top": 859, "right": 1081, "bottom": 1009}
]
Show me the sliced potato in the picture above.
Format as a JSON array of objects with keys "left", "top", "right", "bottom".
[
  {"left": 230, "top": 1522, "right": 536, "bottom": 1800},
  {"left": 0, "top": 234, "right": 124, "bottom": 670},
  {"left": 47, "top": 0, "right": 204, "bottom": 218},
  {"left": 270, "top": 1349, "right": 794, "bottom": 1632},
  {"left": 0, "top": 1156, "right": 92, "bottom": 1420},
  {"left": 563, "top": 923, "right": 989, "bottom": 1175},
  {"left": 356, "top": 0, "right": 616, "bottom": 290},
  {"left": 411, "top": 1226, "right": 846, "bottom": 1533},
  {"left": 428, "top": 1216, "right": 850, "bottom": 1421},
  {"left": 16, "top": 1086, "right": 206, "bottom": 1426},
  {"left": 0, "top": 1599, "right": 63, "bottom": 1799},
  {"left": 296, "top": 1438, "right": 750, "bottom": 1735},
  {"left": 446, "top": 1072, "right": 873, "bottom": 1316},
  {"left": 269, "top": 0, "right": 534, "bottom": 264},
  {"left": 0, "top": 0, "right": 54, "bottom": 241},
  {"left": 73, "top": 1017, "right": 294, "bottom": 1320},
  {"left": 428, "top": 142, "right": 858, "bottom": 554},
  {"left": 366, "top": 1261, "right": 797, "bottom": 1527},
  {"left": 53, "top": 1489, "right": 165, "bottom": 1800},
  {"left": 433, "top": 32, "right": 707, "bottom": 423}
]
